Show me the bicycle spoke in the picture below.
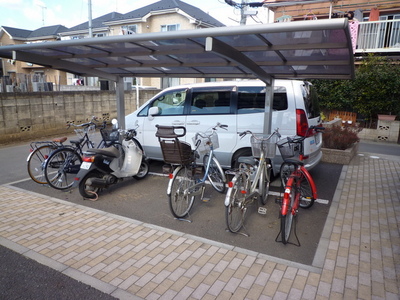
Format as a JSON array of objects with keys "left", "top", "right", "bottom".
[{"left": 204, "top": 155, "right": 226, "bottom": 193}]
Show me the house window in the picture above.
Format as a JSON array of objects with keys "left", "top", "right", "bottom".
[
  {"left": 161, "top": 24, "right": 180, "bottom": 32},
  {"left": 94, "top": 33, "right": 106, "bottom": 37},
  {"left": 121, "top": 25, "right": 137, "bottom": 35}
]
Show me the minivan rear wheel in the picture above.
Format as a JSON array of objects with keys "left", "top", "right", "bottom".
[{"left": 232, "top": 148, "right": 252, "bottom": 169}]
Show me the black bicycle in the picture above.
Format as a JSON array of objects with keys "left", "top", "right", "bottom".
[{"left": 43, "top": 118, "right": 119, "bottom": 190}]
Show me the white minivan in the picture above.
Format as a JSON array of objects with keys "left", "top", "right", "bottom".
[{"left": 125, "top": 80, "right": 323, "bottom": 176}]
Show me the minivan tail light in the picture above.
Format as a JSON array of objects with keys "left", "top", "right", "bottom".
[
  {"left": 296, "top": 109, "right": 310, "bottom": 137},
  {"left": 83, "top": 156, "right": 95, "bottom": 163}
]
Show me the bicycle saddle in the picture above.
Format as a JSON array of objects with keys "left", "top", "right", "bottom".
[{"left": 284, "top": 159, "right": 304, "bottom": 166}]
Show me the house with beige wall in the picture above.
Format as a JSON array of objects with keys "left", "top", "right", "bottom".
[
  {"left": 57, "top": 0, "right": 226, "bottom": 89},
  {"left": 0, "top": 25, "right": 69, "bottom": 91}
]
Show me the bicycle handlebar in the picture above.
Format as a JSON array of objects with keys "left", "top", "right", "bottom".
[
  {"left": 238, "top": 128, "right": 281, "bottom": 139},
  {"left": 66, "top": 116, "right": 99, "bottom": 129},
  {"left": 194, "top": 123, "right": 228, "bottom": 142}
]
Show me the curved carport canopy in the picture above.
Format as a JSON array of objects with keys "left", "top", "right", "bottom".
[{"left": 0, "top": 18, "right": 354, "bottom": 132}]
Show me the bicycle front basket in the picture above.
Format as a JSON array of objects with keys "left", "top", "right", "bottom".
[
  {"left": 277, "top": 138, "right": 300, "bottom": 160},
  {"left": 100, "top": 128, "right": 120, "bottom": 142},
  {"left": 250, "top": 134, "right": 278, "bottom": 158},
  {"left": 193, "top": 131, "right": 219, "bottom": 155}
]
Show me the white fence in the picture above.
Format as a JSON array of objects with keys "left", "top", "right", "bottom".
[{"left": 357, "top": 19, "right": 400, "bottom": 52}]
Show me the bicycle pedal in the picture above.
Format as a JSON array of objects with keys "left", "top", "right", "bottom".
[
  {"left": 275, "top": 197, "right": 282, "bottom": 205},
  {"left": 258, "top": 207, "right": 267, "bottom": 215}
]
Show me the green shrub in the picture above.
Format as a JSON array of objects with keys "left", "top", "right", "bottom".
[{"left": 322, "top": 125, "right": 360, "bottom": 150}]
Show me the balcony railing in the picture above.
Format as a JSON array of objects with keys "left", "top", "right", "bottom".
[{"left": 356, "top": 19, "right": 400, "bottom": 53}]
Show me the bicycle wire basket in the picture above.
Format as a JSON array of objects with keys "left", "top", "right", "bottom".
[
  {"left": 193, "top": 131, "right": 219, "bottom": 155},
  {"left": 250, "top": 134, "right": 278, "bottom": 158},
  {"left": 74, "top": 124, "right": 96, "bottom": 138},
  {"left": 100, "top": 128, "right": 120, "bottom": 143},
  {"left": 277, "top": 137, "right": 301, "bottom": 160}
]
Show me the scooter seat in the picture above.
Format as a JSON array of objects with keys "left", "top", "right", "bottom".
[{"left": 85, "top": 146, "right": 121, "bottom": 158}]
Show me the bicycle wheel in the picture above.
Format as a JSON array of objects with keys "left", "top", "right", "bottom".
[
  {"left": 225, "top": 172, "right": 248, "bottom": 233},
  {"left": 203, "top": 154, "right": 226, "bottom": 193},
  {"left": 280, "top": 162, "right": 296, "bottom": 187},
  {"left": 280, "top": 176, "right": 297, "bottom": 244},
  {"left": 44, "top": 148, "right": 82, "bottom": 190},
  {"left": 27, "top": 145, "right": 58, "bottom": 184},
  {"left": 258, "top": 162, "right": 271, "bottom": 205},
  {"left": 298, "top": 170, "right": 315, "bottom": 209},
  {"left": 168, "top": 165, "right": 196, "bottom": 218}
]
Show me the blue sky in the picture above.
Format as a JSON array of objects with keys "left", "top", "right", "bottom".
[{"left": 0, "top": 0, "right": 272, "bottom": 31}]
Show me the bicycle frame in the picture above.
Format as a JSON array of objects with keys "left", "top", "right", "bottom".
[
  {"left": 224, "top": 148, "right": 270, "bottom": 206},
  {"left": 167, "top": 143, "right": 216, "bottom": 198}
]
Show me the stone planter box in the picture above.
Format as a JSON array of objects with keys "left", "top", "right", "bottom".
[
  {"left": 378, "top": 114, "right": 396, "bottom": 121},
  {"left": 321, "top": 142, "right": 359, "bottom": 165}
]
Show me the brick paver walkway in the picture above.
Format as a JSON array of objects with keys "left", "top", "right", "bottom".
[{"left": 0, "top": 154, "right": 399, "bottom": 299}]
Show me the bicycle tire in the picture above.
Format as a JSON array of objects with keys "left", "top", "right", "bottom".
[
  {"left": 27, "top": 144, "right": 58, "bottom": 184},
  {"left": 280, "top": 176, "right": 297, "bottom": 244},
  {"left": 258, "top": 162, "right": 271, "bottom": 205},
  {"left": 280, "top": 163, "right": 315, "bottom": 209},
  {"left": 168, "top": 165, "right": 196, "bottom": 218},
  {"left": 279, "top": 162, "right": 296, "bottom": 186},
  {"left": 225, "top": 172, "right": 248, "bottom": 233},
  {"left": 298, "top": 170, "right": 315, "bottom": 209},
  {"left": 203, "top": 154, "right": 226, "bottom": 193},
  {"left": 44, "top": 148, "right": 82, "bottom": 190}
]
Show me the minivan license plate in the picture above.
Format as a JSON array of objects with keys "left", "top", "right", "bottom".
[{"left": 80, "top": 162, "right": 91, "bottom": 170}]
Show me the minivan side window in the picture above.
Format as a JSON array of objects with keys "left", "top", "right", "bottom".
[
  {"left": 138, "top": 89, "right": 187, "bottom": 116},
  {"left": 301, "top": 83, "right": 321, "bottom": 118},
  {"left": 237, "top": 86, "right": 288, "bottom": 114},
  {"left": 190, "top": 91, "right": 231, "bottom": 114}
]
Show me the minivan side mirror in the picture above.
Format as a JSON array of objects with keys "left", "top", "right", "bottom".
[{"left": 148, "top": 106, "right": 160, "bottom": 120}]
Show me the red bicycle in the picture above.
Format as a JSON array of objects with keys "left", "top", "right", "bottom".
[{"left": 276, "top": 126, "right": 324, "bottom": 245}]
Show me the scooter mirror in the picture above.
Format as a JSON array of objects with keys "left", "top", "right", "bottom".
[{"left": 111, "top": 118, "right": 118, "bottom": 129}]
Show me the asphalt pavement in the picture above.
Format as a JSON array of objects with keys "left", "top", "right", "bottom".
[{"left": 0, "top": 139, "right": 399, "bottom": 299}]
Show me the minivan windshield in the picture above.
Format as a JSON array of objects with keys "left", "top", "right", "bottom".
[{"left": 138, "top": 89, "right": 187, "bottom": 116}]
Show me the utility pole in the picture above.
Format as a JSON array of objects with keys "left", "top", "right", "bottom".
[
  {"left": 240, "top": 0, "right": 248, "bottom": 25},
  {"left": 38, "top": 4, "right": 47, "bottom": 26},
  {"left": 88, "top": 0, "right": 93, "bottom": 38}
]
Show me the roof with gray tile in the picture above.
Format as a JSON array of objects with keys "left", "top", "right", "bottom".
[
  {"left": 67, "top": 12, "right": 124, "bottom": 31},
  {"left": 1, "top": 25, "right": 69, "bottom": 40},
  {"left": 111, "top": 0, "right": 225, "bottom": 27}
]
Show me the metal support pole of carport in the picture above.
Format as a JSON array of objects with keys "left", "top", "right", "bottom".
[{"left": 115, "top": 76, "right": 126, "bottom": 130}]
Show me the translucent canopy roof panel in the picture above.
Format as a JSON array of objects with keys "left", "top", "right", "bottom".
[{"left": 0, "top": 18, "right": 354, "bottom": 84}]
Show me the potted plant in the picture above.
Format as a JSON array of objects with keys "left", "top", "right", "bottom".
[{"left": 321, "top": 125, "right": 361, "bottom": 164}]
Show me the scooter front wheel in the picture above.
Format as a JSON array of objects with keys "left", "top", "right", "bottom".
[
  {"left": 79, "top": 171, "right": 102, "bottom": 199},
  {"left": 133, "top": 160, "right": 149, "bottom": 180}
]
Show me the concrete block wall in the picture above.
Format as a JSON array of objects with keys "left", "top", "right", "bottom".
[
  {"left": 0, "top": 89, "right": 159, "bottom": 144},
  {"left": 358, "top": 120, "right": 400, "bottom": 143}
]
